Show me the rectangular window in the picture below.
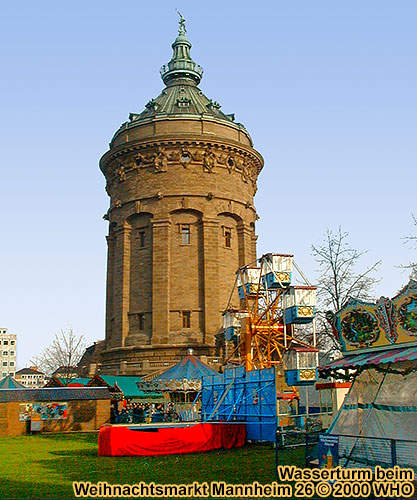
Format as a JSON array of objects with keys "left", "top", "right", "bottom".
[
  {"left": 182, "top": 311, "right": 191, "bottom": 328},
  {"left": 2, "top": 351, "right": 7, "bottom": 356},
  {"left": 138, "top": 229, "right": 146, "bottom": 248},
  {"left": 138, "top": 313, "right": 145, "bottom": 331},
  {"left": 9, "top": 362, "right": 14, "bottom": 366},
  {"left": 10, "top": 351, "right": 14, "bottom": 356},
  {"left": 2, "top": 373, "right": 6, "bottom": 378},
  {"left": 224, "top": 228, "right": 232, "bottom": 248},
  {"left": 181, "top": 225, "right": 190, "bottom": 245},
  {"left": 3, "top": 341, "right": 8, "bottom": 345},
  {"left": 2, "top": 362, "right": 6, "bottom": 367},
  {"left": 11, "top": 341, "right": 15, "bottom": 345}
]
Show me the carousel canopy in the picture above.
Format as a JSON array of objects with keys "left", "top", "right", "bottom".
[{"left": 156, "top": 355, "right": 218, "bottom": 382}]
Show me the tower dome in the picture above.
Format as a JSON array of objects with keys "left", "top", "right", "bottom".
[{"left": 99, "top": 15, "right": 264, "bottom": 375}]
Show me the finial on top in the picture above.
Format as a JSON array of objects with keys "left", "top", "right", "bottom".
[
  {"left": 176, "top": 9, "right": 186, "bottom": 35},
  {"left": 160, "top": 11, "right": 203, "bottom": 86}
]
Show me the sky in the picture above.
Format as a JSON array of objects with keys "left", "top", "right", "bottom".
[{"left": 0, "top": 1, "right": 416, "bottom": 368}]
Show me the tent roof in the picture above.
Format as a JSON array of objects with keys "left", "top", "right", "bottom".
[
  {"left": 155, "top": 355, "right": 218, "bottom": 381},
  {"left": 59, "top": 377, "right": 90, "bottom": 386},
  {"left": 93, "top": 375, "right": 161, "bottom": 398},
  {"left": 319, "top": 345, "right": 417, "bottom": 377},
  {"left": 0, "top": 376, "right": 25, "bottom": 389}
]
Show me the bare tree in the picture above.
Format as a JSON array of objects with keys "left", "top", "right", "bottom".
[
  {"left": 31, "top": 328, "right": 86, "bottom": 384},
  {"left": 311, "top": 227, "right": 381, "bottom": 355},
  {"left": 402, "top": 213, "right": 417, "bottom": 279}
]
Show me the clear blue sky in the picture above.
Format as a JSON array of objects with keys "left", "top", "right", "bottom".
[{"left": 1, "top": 1, "right": 416, "bottom": 368}]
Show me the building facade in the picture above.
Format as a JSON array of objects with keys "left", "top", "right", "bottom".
[
  {"left": 99, "top": 20, "right": 263, "bottom": 375},
  {"left": 15, "top": 367, "right": 46, "bottom": 388},
  {"left": 0, "top": 329, "right": 16, "bottom": 379},
  {"left": 0, "top": 387, "right": 111, "bottom": 437}
]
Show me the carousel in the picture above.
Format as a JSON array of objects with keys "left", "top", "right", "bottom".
[
  {"left": 320, "top": 280, "right": 417, "bottom": 471},
  {"left": 137, "top": 352, "right": 218, "bottom": 421}
]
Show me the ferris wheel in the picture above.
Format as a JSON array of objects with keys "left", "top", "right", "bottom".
[{"left": 222, "top": 254, "right": 318, "bottom": 385}]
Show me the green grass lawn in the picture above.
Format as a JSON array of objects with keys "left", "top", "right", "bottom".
[{"left": 0, "top": 432, "right": 305, "bottom": 499}]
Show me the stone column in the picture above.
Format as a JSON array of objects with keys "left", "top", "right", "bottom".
[
  {"left": 113, "top": 222, "right": 131, "bottom": 347},
  {"left": 105, "top": 230, "right": 115, "bottom": 346},
  {"left": 201, "top": 217, "right": 220, "bottom": 345},
  {"left": 237, "top": 222, "right": 255, "bottom": 267},
  {"left": 252, "top": 232, "right": 258, "bottom": 262},
  {"left": 152, "top": 218, "right": 171, "bottom": 344}
]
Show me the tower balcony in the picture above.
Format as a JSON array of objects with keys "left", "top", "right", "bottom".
[{"left": 160, "top": 61, "right": 204, "bottom": 85}]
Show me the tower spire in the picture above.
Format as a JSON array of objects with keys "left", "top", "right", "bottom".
[{"left": 160, "top": 13, "right": 203, "bottom": 86}]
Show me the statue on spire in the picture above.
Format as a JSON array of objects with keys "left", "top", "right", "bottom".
[{"left": 176, "top": 9, "right": 186, "bottom": 35}]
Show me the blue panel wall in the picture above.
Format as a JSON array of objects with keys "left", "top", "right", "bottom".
[{"left": 201, "top": 366, "right": 277, "bottom": 442}]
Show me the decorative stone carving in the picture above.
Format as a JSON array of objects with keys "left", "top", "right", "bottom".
[
  {"left": 207, "top": 99, "right": 221, "bottom": 110},
  {"left": 181, "top": 197, "right": 189, "bottom": 209},
  {"left": 248, "top": 162, "right": 259, "bottom": 188},
  {"left": 145, "top": 99, "right": 159, "bottom": 111},
  {"left": 226, "top": 154, "right": 235, "bottom": 173},
  {"left": 154, "top": 147, "right": 167, "bottom": 172},
  {"left": 167, "top": 149, "right": 178, "bottom": 162},
  {"left": 142, "top": 150, "right": 154, "bottom": 165},
  {"left": 242, "top": 158, "right": 249, "bottom": 183},
  {"left": 217, "top": 153, "right": 227, "bottom": 165},
  {"left": 179, "top": 146, "right": 192, "bottom": 167},
  {"left": 191, "top": 148, "right": 203, "bottom": 162},
  {"left": 203, "top": 146, "right": 216, "bottom": 173},
  {"left": 177, "top": 96, "right": 191, "bottom": 107},
  {"left": 114, "top": 200, "right": 122, "bottom": 208},
  {"left": 118, "top": 165, "right": 126, "bottom": 181},
  {"left": 132, "top": 153, "right": 143, "bottom": 170}
]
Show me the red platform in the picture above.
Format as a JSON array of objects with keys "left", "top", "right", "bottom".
[{"left": 99, "top": 422, "right": 246, "bottom": 457}]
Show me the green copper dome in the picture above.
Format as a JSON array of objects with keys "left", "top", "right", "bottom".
[{"left": 112, "top": 13, "right": 244, "bottom": 140}]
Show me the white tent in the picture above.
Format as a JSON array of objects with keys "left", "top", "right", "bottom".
[{"left": 328, "top": 362, "right": 417, "bottom": 471}]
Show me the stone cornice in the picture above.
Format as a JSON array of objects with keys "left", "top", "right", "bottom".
[
  {"left": 100, "top": 136, "right": 263, "bottom": 174},
  {"left": 101, "top": 343, "right": 216, "bottom": 355}
]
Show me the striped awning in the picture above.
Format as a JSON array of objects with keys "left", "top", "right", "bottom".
[{"left": 319, "top": 345, "right": 417, "bottom": 375}]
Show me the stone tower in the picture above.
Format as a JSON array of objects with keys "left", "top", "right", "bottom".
[{"left": 99, "top": 19, "right": 264, "bottom": 375}]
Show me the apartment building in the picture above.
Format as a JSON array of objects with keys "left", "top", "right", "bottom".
[
  {"left": 15, "top": 367, "right": 46, "bottom": 388},
  {"left": 0, "top": 328, "right": 16, "bottom": 379}
]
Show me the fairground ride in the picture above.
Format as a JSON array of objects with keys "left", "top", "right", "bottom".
[{"left": 222, "top": 253, "right": 319, "bottom": 388}]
